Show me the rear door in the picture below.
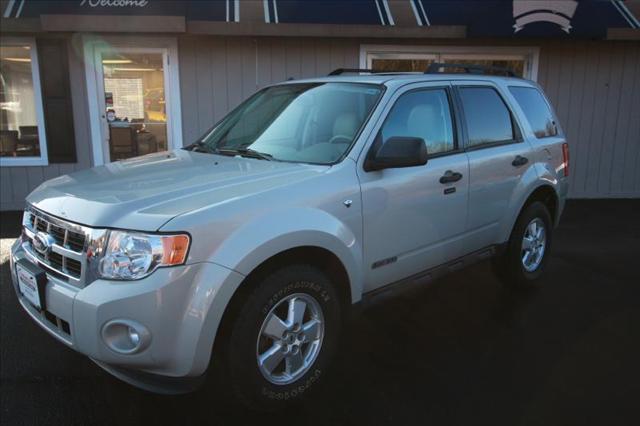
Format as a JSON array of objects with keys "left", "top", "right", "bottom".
[
  {"left": 358, "top": 82, "right": 470, "bottom": 292},
  {"left": 452, "top": 81, "right": 535, "bottom": 250}
]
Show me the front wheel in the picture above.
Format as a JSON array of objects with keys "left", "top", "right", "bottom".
[
  {"left": 493, "top": 201, "right": 553, "bottom": 288},
  {"left": 219, "top": 264, "right": 341, "bottom": 410}
]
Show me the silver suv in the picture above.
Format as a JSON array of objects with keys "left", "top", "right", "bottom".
[{"left": 10, "top": 66, "right": 569, "bottom": 409}]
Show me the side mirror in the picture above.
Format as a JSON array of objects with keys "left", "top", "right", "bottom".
[{"left": 364, "top": 136, "right": 428, "bottom": 172}]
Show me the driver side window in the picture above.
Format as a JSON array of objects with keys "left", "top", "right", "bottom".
[{"left": 380, "top": 88, "right": 455, "bottom": 155}]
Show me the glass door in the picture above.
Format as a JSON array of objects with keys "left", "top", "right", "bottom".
[{"left": 97, "top": 48, "right": 170, "bottom": 161}]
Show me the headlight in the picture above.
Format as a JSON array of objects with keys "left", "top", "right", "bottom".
[{"left": 99, "top": 231, "right": 190, "bottom": 280}]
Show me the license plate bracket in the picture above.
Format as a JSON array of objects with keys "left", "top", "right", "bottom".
[{"left": 16, "top": 259, "right": 48, "bottom": 311}]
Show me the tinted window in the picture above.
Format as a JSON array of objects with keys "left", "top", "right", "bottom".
[
  {"left": 380, "top": 89, "right": 454, "bottom": 155},
  {"left": 509, "top": 86, "right": 557, "bottom": 138},
  {"left": 459, "top": 87, "right": 515, "bottom": 147}
]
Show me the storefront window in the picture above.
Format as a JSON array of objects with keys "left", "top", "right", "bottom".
[
  {"left": 372, "top": 58, "right": 435, "bottom": 72},
  {"left": 440, "top": 57, "right": 525, "bottom": 77},
  {"left": 365, "top": 47, "right": 536, "bottom": 79},
  {"left": 0, "top": 38, "right": 47, "bottom": 166},
  {"left": 369, "top": 53, "right": 437, "bottom": 73}
]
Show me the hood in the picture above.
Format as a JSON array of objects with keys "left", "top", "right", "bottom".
[{"left": 27, "top": 150, "right": 327, "bottom": 231}]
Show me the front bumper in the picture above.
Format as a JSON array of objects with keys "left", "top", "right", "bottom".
[{"left": 10, "top": 239, "right": 245, "bottom": 392}]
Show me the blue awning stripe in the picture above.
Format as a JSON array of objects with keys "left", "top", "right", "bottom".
[
  {"left": 3, "top": 0, "right": 15, "bottom": 18},
  {"left": 5, "top": 0, "right": 636, "bottom": 37},
  {"left": 417, "top": 0, "right": 430, "bottom": 26},
  {"left": 409, "top": 0, "right": 423, "bottom": 26},
  {"left": 14, "top": 0, "right": 25, "bottom": 17},
  {"left": 374, "top": 0, "right": 386, "bottom": 26},
  {"left": 612, "top": 0, "right": 640, "bottom": 29},
  {"left": 381, "top": 0, "right": 394, "bottom": 26}
]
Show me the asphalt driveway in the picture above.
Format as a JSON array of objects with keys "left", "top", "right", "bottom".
[{"left": 1, "top": 200, "right": 639, "bottom": 426}]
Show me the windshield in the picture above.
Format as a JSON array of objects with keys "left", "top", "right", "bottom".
[{"left": 192, "top": 82, "right": 383, "bottom": 164}]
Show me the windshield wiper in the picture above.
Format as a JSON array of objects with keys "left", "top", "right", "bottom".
[
  {"left": 215, "top": 148, "right": 274, "bottom": 161},
  {"left": 185, "top": 141, "right": 216, "bottom": 154}
]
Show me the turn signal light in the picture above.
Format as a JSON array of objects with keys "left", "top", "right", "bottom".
[{"left": 161, "top": 235, "right": 190, "bottom": 265}]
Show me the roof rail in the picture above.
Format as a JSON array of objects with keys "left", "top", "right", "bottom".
[
  {"left": 328, "top": 68, "right": 375, "bottom": 76},
  {"left": 425, "top": 62, "right": 517, "bottom": 77}
]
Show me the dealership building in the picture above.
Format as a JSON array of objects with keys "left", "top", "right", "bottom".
[{"left": 1, "top": 0, "right": 639, "bottom": 210}]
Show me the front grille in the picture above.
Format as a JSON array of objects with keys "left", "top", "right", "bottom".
[
  {"left": 23, "top": 208, "right": 89, "bottom": 282},
  {"left": 29, "top": 213, "right": 87, "bottom": 252}
]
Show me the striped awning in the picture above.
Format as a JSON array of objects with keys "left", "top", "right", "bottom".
[{"left": 3, "top": 0, "right": 639, "bottom": 38}]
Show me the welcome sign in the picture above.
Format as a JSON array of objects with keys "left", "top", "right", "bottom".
[{"left": 79, "top": 0, "right": 150, "bottom": 7}]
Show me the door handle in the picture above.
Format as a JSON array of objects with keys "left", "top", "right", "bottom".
[
  {"left": 439, "top": 170, "right": 463, "bottom": 184},
  {"left": 512, "top": 155, "right": 529, "bottom": 167}
]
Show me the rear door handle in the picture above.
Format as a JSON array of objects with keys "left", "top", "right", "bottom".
[
  {"left": 439, "top": 170, "right": 463, "bottom": 184},
  {"left": 512, "top": 155, "right": 529, "bottom": 167}
]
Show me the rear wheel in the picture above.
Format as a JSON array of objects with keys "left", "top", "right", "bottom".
[
  {"left": 218, "top": 264, "right": 341, "bottom": 410},
  {"left": 493, "top": 201, "right": 553, "bottom": 288}
]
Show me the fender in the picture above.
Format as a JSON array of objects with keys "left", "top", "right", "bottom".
[
  {"left": 497, "top": 164, "right": 561, "bottom": 243},
  {"left": 210, "top": 207, "right": 363, "bottom": 304},
  {"left": 171, "top": 206, "right": 364, "bottom": 377}
]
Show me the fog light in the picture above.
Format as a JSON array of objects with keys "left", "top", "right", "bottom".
[{"left": 101, "top": 320, "right": 150, "bottom": 354}]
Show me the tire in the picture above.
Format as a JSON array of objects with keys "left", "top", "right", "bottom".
[
  {"left": 492, "top": 201, "right": 553, "bottom": 289},
  {"left": 218, "top": 264, "right": 341, "bottom": 410}
]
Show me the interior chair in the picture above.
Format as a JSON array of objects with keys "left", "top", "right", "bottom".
[
  {"left": 0, "top": 130, "right": 19, "bottom": 157},
  {"left": 331, "top": 112, "right": 358, "bottom": 142},
  {"left": 109, "top": 125, "right": 137, "bottom": 160}
]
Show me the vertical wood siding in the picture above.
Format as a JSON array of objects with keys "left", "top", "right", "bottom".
[{"left": 537, "top": 40, "right": 640, "bottom": 198}]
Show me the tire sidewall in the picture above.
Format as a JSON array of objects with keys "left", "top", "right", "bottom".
[{"left": 226, "top": 265, "right": 341, "bottom": 409}]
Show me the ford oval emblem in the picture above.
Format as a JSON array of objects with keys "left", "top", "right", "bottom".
[{"left": 32, "top": 231, "right": 56, "bottom": 256}]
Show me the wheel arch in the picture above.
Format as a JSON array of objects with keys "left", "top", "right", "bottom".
[
  {"left": 522, "top": 185, "right": 559, "bottom": 226},
  {"left": 500, "top": 183, "right": 560, "bottom": 243},
  {"left": 231, "top": 245, "right": 353, "bottom": 313},
  {"left": 207, "top": 245, "right": 354, "bottom": 376}
]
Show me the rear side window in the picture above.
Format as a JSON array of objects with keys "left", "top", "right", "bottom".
[
  {"left": 380, "top": 88, "right": 455, "bottom": 155},
  {"left": 509, "top": 86, "right": 558, "bottom": 138},
  {"left": 458, "top": 87, "right": 516, "bottom": 148}
]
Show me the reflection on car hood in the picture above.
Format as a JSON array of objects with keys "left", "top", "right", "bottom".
[{"left": 27, "top": 150, "right": 328, "bottom": 231}]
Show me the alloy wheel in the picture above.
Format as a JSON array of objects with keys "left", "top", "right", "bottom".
[
  {"left": 256, "top": 293, "right": 324, "bottom": 385},
  {"left": 521, "top": 217, "right": 547, "bottom": 272}
]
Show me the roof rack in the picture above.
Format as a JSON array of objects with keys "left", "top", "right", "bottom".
[
  {"left": 328, "top": 68, "right": 375, "bottom": 76},
  {"left": 425, "top": 62, "right": 517, "bottom": 77}
]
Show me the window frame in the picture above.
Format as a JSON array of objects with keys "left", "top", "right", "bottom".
[
  {"left": 375, "top": 85, "right": 461, "bottom": 160},
  {"left": 453, "top": 85, "right": 524, "bottom": 152},
  {"left": 0, "top": 36, "right": 49, "bottom": 167},
  {"left": 508, "top": 85, "right": 558, "bottom": 139}
]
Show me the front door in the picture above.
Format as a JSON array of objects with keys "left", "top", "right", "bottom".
[
  {"left": 358, "top": 83, "right": 470, "bottom": 292},
  {"left": 95, "top": 47, "right": 173, "bottom": 162}
]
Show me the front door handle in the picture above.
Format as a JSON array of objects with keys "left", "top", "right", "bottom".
[
  {"left": 439, "top": 170, "right": 463, "bottom": 184},
  {"left": 512, "top": 155, "right": 529, "bottom": 167}
]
